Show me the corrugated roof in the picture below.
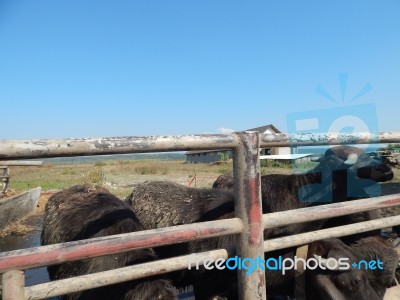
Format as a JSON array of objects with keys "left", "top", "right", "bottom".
[
  {"left": 244, "top": 124, "right": 281, "bottom": 134},
  {"left": 260, "top": 154, "right": 312, "bottom": 160},
  {"left": 186, "top": 149, "right": 230, "bottom": 155}
]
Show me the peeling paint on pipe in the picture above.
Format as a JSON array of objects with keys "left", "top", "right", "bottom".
[
  {"left": 1, "top": 132, "right": 400, "bottom": 159},
  {"left": 233, "top": 132, "right": 266, "bottom": 300},
  {"left": 0, "top": 134, "right": 237, "bottom": 159}
]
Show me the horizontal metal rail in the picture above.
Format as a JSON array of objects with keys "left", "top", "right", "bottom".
[
  {"left": 260, "top": 131, "right": 400, "bottom": 147},
  {"left": 264, "top": 215, "right": 400, "bottom": 252},
  {"left": 2, "top": 194, "right": 400, "bottom": 273},
  {"left": 0, "top": 161, "right": 42, "bottom": 166},
  {"left": 0, "top": 218, "right": 243, "bottom": 273},
  {"left": 19, "top": 215, "right": 400, "bottom": 299},
  {"left": 263, "top": 193, "right": 400, "bottom": 229},
  {"left": 24, "top": 249, "right": 228, "bottom": 300},
  {"left": 0, "top": 135, "right": 238, "bottom": 159},
  {"left": 1, "top": 132, "right": 400, "bottom": 159},
  {"left": 1, "top": 131, "right": 400, "bottom": 300}
]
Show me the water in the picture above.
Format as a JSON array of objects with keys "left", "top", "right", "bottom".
[
  {"left": 34, "top": 152, "right": 186, "bottom": 165},
  {"left": 0, "top": 215, "right": 62, "bottom": 299},
  {"left": 0, "top": 215, "right": 52, "bottom": 291}
]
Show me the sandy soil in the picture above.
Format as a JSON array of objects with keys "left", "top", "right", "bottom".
[{"left": 379, "top": 184, "right": 400, "bottom": 218}]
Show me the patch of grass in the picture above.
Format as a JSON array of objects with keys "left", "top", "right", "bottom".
[
  {"left": 117, "top": 160, "right": 136, "bottom": 165},
  {"left": 292, "top": 161, "right": 319, "bottom": 170},
  {"left": 7, "top": 159, "right": 400, "bottom": 198},
  {"left": 131, "top": 163, "right": 169, "bottom": 175},
  {"left": 84, "top": 167, "right": 105, "bottom": 184},
  {"left": 61, "top": 168, "right": 77, "bottom": 175},
  {"left": 218, "top": 168, "right": 230, "bottom": 174},
  {"left": 260, "top": 160, "right": 292, "bottom": 168},
  {"left": 134, "top": 165, "right": 158, "bottom": 175}
]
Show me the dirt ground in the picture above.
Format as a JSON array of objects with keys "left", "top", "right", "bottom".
[{"left": 378, "top": 183, "right": 400, "bottom": 218}]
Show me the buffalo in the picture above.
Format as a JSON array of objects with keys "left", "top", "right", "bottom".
[
  {"left": 213, "top": 145, "right": 393, "bottom": 200},
  {"left": 213, "top": 145, "right": 394, "bottom": 242},
  {"left": 125, "top": 181, "right": 234, "bottom": 230},
  {"left": 124, "top": 180, "right": 400, "bottom": 299},
  {"left": 41, "top": 184, "right": 177, "bottom": 300},
  {"left": 215, "top": 236, "right": 400, "bottom": 300},
  {"left": 124, "top": 181, "right": 237, "bottom": 275},
  {"left": 302, "top": 236, "right": 398, "bottom": 300},
  {"left": 123, "top": 146, "right": 396, "bottom": 299}
]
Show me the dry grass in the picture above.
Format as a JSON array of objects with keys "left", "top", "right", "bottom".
[
  {"left": 2, "top": 160, "right": 400, "bottom": 236},
  {"left": 8, "top": 160, "right": 399, "bottom": 197},
  {"left": 7, "top": 160, "right": 234, "bottom": 198}
]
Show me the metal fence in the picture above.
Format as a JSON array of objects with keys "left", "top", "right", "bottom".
[{"left": 1, "top": 131, "right": 400, "bottom": 300}]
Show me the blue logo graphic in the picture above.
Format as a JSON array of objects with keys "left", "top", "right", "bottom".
[{"left": 286, "top": 73, "right": 382, "bottom": 202}]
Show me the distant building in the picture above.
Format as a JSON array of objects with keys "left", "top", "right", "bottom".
[{"left": 185, "top": 124, "right": 291, "bottom": 163}]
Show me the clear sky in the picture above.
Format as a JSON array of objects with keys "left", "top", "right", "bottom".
[{"left": 1, "top": 1, "right": 399, "bottom": 140}]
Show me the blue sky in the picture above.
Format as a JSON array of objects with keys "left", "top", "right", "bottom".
[{"left": 1, "top": 1, "right": 399, "bottom": 139}]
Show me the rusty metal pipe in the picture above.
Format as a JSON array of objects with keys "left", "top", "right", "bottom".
[
  {"left": 1, "top": 132, "right": 400, "bottom": 159},
  {"left": 260, "top": 131, "right": 400, "bottom": 147},
  {"left": 233, "top": 131, "right": 266, "bottom": 300},
  {"left": 263, "top": 193, "right": 400, "bottom": 229},
  {"left": 2, "top": 270, "right": 25, "bottom": 300},
  {"left": 25, "top": 250, "right": 229, "bottom": 300},
  {"left": 0, "top": 134, "right": 237, "bottom": 159},
  {"left": 0, "top": 218, "right": 243, "bottom": 273}
]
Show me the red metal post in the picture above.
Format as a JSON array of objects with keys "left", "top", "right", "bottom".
[
  {"left": 0, "top": 218, "right": 242, "bottom": 273},
  {"left": 233, "top": 131, "right": 266, "bottom": 300}
]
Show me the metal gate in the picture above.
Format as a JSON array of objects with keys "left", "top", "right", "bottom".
[{"left": 1, "top": 131, "right": 400, "bottom": 299}]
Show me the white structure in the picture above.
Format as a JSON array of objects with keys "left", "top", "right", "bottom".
[{"left": 186, "top": 124, "right": 291, "bottom": 163}]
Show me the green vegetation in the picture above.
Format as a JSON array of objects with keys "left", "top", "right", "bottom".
[
  {"left": 220, "top": 152, "right": 231, "bottom": 161},
  {"left": 260, "top": 159, "right": 291, "bottom": 169},
  {"left": 84, "top": 167, "right": 105, "bottom": 184},
  {"left": 384, "top": 144, "right": 400, "bottom": 151}
]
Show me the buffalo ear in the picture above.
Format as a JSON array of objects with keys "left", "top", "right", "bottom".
[
  {"left": 310, "top": 156, "right": 323, "bottom": 162},
  {"left": 309, "top": 239, "right": 354, "bottom": 261},
  {"left": 343, "top": 154, "right": 359, "bottom": 165},
  {"left": 309, "top": 241, "right": 330, "bottom": 258}
]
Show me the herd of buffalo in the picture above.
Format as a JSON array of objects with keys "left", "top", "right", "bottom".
[{"left": 41, "top": 146, "right": 400, "bottom": 300}]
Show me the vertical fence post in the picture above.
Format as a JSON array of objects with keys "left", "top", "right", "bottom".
[
  {"left": 2, "top": 270, "right": 25, "bottom": 300},
  {"left": 233, "top": 131, "right": 266, "bottom": 300}
]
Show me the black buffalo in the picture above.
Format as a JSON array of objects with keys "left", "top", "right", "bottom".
[
  {"left": 213, "top": 145, "right": 393, "bottom": 200},
  {"left": 217, "top": 236, "right": 399, "bottom": 300},
  {"left": 279, "top": 236, "right": 399, "bottom": 300},
  {"left": 41, "top": 184, "right": 177, "bottom": 300},
  {"left": 213, "top": 145, "right": 394, "bottom": 242},
  {"left": 124, "top": 180, "right": 399, "bottom": 300},
  {"left": 125, "top": 181, "right": 234, "bottom": 230},
  {"left": 123, "top": 146, "right": 396, "bottom": 299}
]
